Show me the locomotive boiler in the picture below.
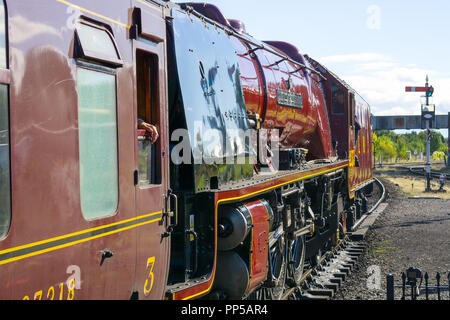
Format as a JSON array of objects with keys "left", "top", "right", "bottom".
[{"left": 0, "top": 0, "right": 374, "bottom": 300}]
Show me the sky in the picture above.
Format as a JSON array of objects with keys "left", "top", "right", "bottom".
[{"left": 175, "top": 0, "right": 450, "bottom": 136}]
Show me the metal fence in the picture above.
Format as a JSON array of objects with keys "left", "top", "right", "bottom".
[{"left": 386, "top": 267, "right": 450, "bottom": 300}]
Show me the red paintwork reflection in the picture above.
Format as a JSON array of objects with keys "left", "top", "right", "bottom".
[
  {"left": 242, "top": 200, "right": 269, "bottom": 293},
  {"left": 232, "top": 38, "right": 333, "bottom": 159},
  {"left": 350, "top": 96, "right": 373, "bottom": 190}
]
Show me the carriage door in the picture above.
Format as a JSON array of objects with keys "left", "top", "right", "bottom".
[{"left": 132, "top": 11, "right": 170, "bottom": 298}]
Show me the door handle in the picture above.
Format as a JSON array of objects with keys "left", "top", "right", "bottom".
[
  {"left": 168, "top": 192, "right": 178, "bottom": 229},
  {"left": 163, "top": 190, "right": 178, "bottom": 236},
  {"left": 100, "top": 249, "right": 114, "bottom": 266}
]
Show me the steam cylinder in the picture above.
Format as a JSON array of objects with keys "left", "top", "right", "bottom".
[
  {"left": 213, "top": 251, "right": 250, "bottom": 299},
  {"left": 218, "top": 205, "right": 252, "bottom": 251}
]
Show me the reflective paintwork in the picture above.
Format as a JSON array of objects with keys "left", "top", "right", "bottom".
[
  {"left": 232, "top": 38, "right": 333, "bottom": 159},
  {"left": 230, "top": 37, "right": 263, "bottom": 119},
  {"left": 170, "top": 8, "right": 253, "bottom": 192},
  {"left": 350, "top": 93, "right": 373, "bottom": 190}
]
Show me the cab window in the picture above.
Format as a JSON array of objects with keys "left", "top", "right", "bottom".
[
  {"left": 331, "top": 83, "right": 345, "bottom": 115},
  {"left": 349, "top": 92, "right": 355, "bottom": 127}
]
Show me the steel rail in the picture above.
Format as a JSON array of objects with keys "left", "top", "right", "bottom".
[
  {"left": 280, "top": 238, "right": 346, "bottom": 300},
  {"left": 351, "top": 178, "right": 386, "bottom": 231},
  {"left": 408, "top": 166, "right": 450, "bottom": 180}
]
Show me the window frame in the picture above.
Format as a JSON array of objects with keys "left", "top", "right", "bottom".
[
  {"left": 72, "top": 17, "right": 123, "bottom": 221},
  {"left": 0, "top": 0, "right": 10, "bottom": 240},
  {"left": 136, "top": 50, "right": 162, "bottom": 186},
  {"left": 349, "top": 92, "right": 356, "bottom": 128},
  {"left": 0, "top": 0, "right": 9, "bottom": 79},
  {"left": 331, "top": 83, "right": 345, "bottom": 115},
  {"left": 74, "top": 19, "right": 123, "bottom": 68},
  {"left": 75, "top": 62, "right": 120, "bottom": 221}
]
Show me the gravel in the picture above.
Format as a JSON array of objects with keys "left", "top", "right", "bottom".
[{"left": 333, "top": 175, "right": 450, "bottom": 300}]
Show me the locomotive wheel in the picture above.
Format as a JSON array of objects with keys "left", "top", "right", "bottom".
[
  {"left": 287, "top": 235, "right": 305, "bottom": 286},
  {"left": 266, "top": 234, "right": 287, "bottom": 300},
  {"left": 249, "top": 233, "right": 286, "bottom": 300}
]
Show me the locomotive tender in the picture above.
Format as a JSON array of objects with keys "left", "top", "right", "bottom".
[{"left": 0, "top": 0, "right": 374, "bottom": 300}]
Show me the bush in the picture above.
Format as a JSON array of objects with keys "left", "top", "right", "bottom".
[{"left": 432, "top": 151, "right": 445, "bottom": 160}]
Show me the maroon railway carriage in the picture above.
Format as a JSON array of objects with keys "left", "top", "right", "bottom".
[{"left": 0, "top": 0, "right": 374, "bottom": 300}]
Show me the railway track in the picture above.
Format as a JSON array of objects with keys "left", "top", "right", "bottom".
[
  {"left": 281, "top": 178, "right": 387, "bottom": 300},
  {"left": 407, "top": 166, "right": 450, "bottom": 180}
]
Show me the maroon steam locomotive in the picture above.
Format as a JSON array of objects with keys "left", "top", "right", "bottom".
[{"left": 0, "top": 0, "right": 374, "bottom": 300}]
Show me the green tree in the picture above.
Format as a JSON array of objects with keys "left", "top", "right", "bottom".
[
  {"left": 430, "top": 130, "right": 446, "bottom": 154},
  {"left": 395, "top": 135, "right": 407, "bottom": 154},
  {"left": 373, "top": 130, "right": 448, "bottom": 161},
  {"left": 405, "top": 132, "right": 425, "bottom": 155},
  {"left": 432, "top": 151, "right": 445, "bottom": 160},
  {"left": 374, "top": 135, "right": 397, "bottom": 161}
]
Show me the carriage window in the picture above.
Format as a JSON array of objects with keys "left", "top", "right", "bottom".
[
  {"left": 331, "top": 83, "right": 344, "bottom": 115},
  {"left": 136, "top": 50, "right": 161, "bottom": 186},
  {"left": 76, "top": 22, "right": 122, "bottom": 66},
  {"left": 77, "top": 68, "right": 118, "bottom": 220},
  {"left": 0, "top": 0, "right": 10, "bottom": 239},
  {"left": 0, "top": 85, "right": 10, "bottom": 238},
  {"left": 0, "top": 1, "right": 5, "bottom": 70}
]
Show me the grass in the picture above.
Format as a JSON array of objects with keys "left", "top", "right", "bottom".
[
  {"left": 373, "top": 246, "right": 399, "bottom": 255},
  {"left": 377, "top": 173, "right": 450, "bottom": 199},
  {"left": 372, "top": 240, "right": 399, "bottom": 256},
  {"left": 374, "top": 162, "right": 450, "bottom": 199}
]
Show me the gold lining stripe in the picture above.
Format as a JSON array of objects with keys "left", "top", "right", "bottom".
[
  {"left": 0, "top": 217, "right": 162, "bottom": 265},
  {"left": 217, "top": 163, "right": 349, "bottom": 204},
  {"left": 56, "top": 0, "right": 131, "bottom": 29},
  {"left": 0, "top": 211, "right": 162, "bottom": 265},
  {"left": 137, "top": 0, "right": 163, "bottom": 13},
  {"left": 350, "top": 178, "right": 374, "bottom": 192}
]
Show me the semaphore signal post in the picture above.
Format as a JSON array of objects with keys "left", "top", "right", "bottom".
[{"left": 405, "top": 75, "right": 435, "bottom": 191}]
